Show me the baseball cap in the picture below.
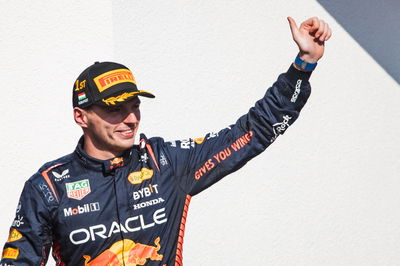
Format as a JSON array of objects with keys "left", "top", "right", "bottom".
[{"left": 72, "top": 61, "right": 155, "bottom": 108}]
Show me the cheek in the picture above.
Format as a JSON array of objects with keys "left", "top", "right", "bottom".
[{"left": 88, "top": 117, "right": 112, "bottom": 136}]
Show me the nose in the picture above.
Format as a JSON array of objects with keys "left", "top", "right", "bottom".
[{"left": 123, "top": 109, "right": 140, "bottom": 124}]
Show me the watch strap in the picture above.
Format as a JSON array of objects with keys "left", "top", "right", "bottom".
[{"left": 294, "top": 55, "right": 317, "bottom": 71}]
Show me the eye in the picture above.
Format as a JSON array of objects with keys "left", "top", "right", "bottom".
[
  {"left": 131, "top": 101, "right": 141, "bottom": 110},
  {"left": 108, "top": 107, "right": 121, "bottom": 113}
]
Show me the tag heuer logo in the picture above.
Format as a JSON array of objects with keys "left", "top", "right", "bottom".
[{"left": 66, "top": 179, "right": 91, "bottom": 200}]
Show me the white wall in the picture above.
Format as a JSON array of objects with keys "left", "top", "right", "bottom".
[
  {"left": 0, "top": 1, "right": 114, "bottom": 264},
  {"left": 1, "top": 1, "right": 399, "bottom": 265}
]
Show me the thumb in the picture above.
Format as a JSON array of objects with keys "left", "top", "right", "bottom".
[{"left": 287, "top": 16, "right": 299, "bottom": 39}]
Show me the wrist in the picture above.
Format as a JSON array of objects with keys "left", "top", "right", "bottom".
[
  {"left": 298, "top": 52, "right": 319, "bottom": 63},
  {"left": 293, "top": 54, "right": 317, "bottom": 72}
]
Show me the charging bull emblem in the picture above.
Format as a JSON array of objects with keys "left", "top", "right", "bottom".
[
  {"left": 109, "top": 157, "right": 124, "bottom": 170},
  {"left": 83, "top": 237, "right": 163, "bottom": 265}
]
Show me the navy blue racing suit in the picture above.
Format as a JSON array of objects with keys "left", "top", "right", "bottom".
[{"left": 1, "top": 65, "right": 311, "bottom": 265}]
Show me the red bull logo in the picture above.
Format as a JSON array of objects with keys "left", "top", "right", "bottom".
[
  {"left": 110, "top": 157, "right": 124, "bottom": 170},
  {"left": 83, "top": 237, "right": 163, "bottom": 265},
  {"left": 110, "top": 157, "right": 124, "bottom": 165}
]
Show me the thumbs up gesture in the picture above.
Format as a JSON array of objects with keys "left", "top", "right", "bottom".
[{"left": 287, "top": 17, "right": 332, "bottom": 63}]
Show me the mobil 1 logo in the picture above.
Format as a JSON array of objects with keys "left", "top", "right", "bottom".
[{"left": 63, "top": 202, "right": 100, "bottom": 217}]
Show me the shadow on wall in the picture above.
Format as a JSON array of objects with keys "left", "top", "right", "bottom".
[{"left": 317, "top": 0, "right": 400, "bottom": 84}]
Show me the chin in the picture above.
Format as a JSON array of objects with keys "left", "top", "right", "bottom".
[{"left": 117, "top": 139, "right": 135, "bottom": 150}]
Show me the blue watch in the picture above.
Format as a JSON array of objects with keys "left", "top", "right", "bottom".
[{"left": 294, "top": 55, "right": 317, "bottom": 71}]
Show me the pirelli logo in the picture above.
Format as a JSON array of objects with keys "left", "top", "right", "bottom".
[
  {"left": 2, "top": 247, "right": 19, "bottom": 259},
  {"left": 94, "top": 69, "right": 136, "bottom": 92}
]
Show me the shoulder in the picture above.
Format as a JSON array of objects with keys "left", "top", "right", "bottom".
[
  {"left": 23, "top": 153, "right": 75, "bottom": 206},
  {"left": 28, "top": 153, "right": 75, "bottom": 185},
  {"left": 38, "top": 153, "right": 75, "bottom": 176},
  {"left": 140, "top": 134, "right": 167, "bottom": 151}
]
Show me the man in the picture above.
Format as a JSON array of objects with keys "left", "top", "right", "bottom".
[{"left": 1, "top": 17, "right": 331, "bottom": 265}]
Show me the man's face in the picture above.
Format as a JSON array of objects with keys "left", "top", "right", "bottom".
[{"left": 83, "top": 97, "right": 141, "bottom": 158}]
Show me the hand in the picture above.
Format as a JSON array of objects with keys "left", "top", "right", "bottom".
[{"left": 287, "top": 17, "right": 332, "bottom": 63}]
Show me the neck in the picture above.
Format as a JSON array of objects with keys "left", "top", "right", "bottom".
[{"left": 83, "top": 135, "right": 122, "bottom": 160}]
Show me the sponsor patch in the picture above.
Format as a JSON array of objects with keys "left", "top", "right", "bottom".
[
  {"left": 271, "top": 115, "right": 292, "bottom": 142},
  {"left": 133, "top": 198, "right": 164, "bottom": 211},
  {"left": 109, "top": 157, "right": 124, "bottom": 170},
  {"left": 12, "top": 215, "right": 24, "bottom": 228},
  {"left": 77, "top": 91, "right": 89, "bottom": 105},
  {"left": 93, "top": 69, "right": 136, "bottom": 93},
  {"left": 133, "top": 184, "right": 159, "bottom": 200},
  {"left": 110, "top": 157, "right": 123, "bottom": 165},
  {"left": 291, "top": 79, "right": 302, "bottom": 103},
  {"left": 180, "top": 139, "right": 195, "bottom": 149},
  {"left": 194, "top": 131, "right": 253, "bottom": 180},
  {"left": 207, "top": 131, "right": 219, "bottom": 139},
  {"left": 7, "top": 229, "right": 22, "bottom": 243},
  {"left": 69, "top": 208, "right": 167, "bottom": 245},
  {"left": 132, "top": 184, "right": 163, "bottom": 210},
  {"left": 128, "top": 168, "right": 154, "bottom": 185},
  {"left": 83, "top": 237, "right": 163, "bottom": 265},
  {"left": 38, "top": 182, "right": 55, "bottom": 203},
  {"left": 53, "top": 169, "right": 70, "bottom": 181},
  {"left": 193, "top": 137, "right": 204, "bottom": 144},
  {"left": 66, "top": 179, "right": 91, "bottom": 200},
  {"left": 75, "top": 79, "right": 87, "bottom": 91},
  {"left": 78, "top": 92, "right": 87, "bottom": 101},
  {"left": 140, "top": 153, "right": 149, "bottom": 163},
  {"left": 159, "top": 152, "right": 168, "bottom": 166},
  {"left": 2, "top": 248, "right": 19, "bottom": 259},
  {"left": 64, "top": 202, "right": 100, "bottom": 217}
]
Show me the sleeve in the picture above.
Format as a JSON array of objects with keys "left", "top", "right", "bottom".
[
  {"left": 162, "top": 65, "right": 312, "bottom": 196},
  {"left": 1, "top": 180, "right": 52, "bottom": 265}
]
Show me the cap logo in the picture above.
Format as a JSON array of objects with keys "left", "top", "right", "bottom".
[
  {"left": 75, "top": 79, "right": 87, "bottom": 91},
  {"left": 93, "top": 69, "right": 136, "bottom": 93},
  {"left": 77, "top": 92, "right": 89, "bottom": 105},
  {"left": 102, "top": 91, "right": 139, "bottom": 105}
]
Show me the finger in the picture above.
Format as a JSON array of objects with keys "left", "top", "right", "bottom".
[
  {"left": 302, "top": 17, "right": 320, "bottom": 33},
  {"left": 323, "top": 25, "right": 332, "bottom": 41},
  {"left": 319, "top": 22, "right": 329, "bottom": 42},
  {"left": 287, "top": 16, "right": 299, "bottom": 38},
  {"left": 325, "top": 27, "right": 333, "bottom": 41},
  {"left": 315, "top": 20, "right": 325, "bottom": 38}
]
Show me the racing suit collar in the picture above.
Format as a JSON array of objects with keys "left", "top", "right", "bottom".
[{"left": 73, "top": 136, "right": 139, "bottom": 175}]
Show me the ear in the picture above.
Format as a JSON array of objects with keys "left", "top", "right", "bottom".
[{"left": 73, "top": 107, "right": 89, "bottom": 128}]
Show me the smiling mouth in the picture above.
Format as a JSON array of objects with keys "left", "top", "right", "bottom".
[{"left": 117, "top": 128, "right": 136, "bottom": 138}]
